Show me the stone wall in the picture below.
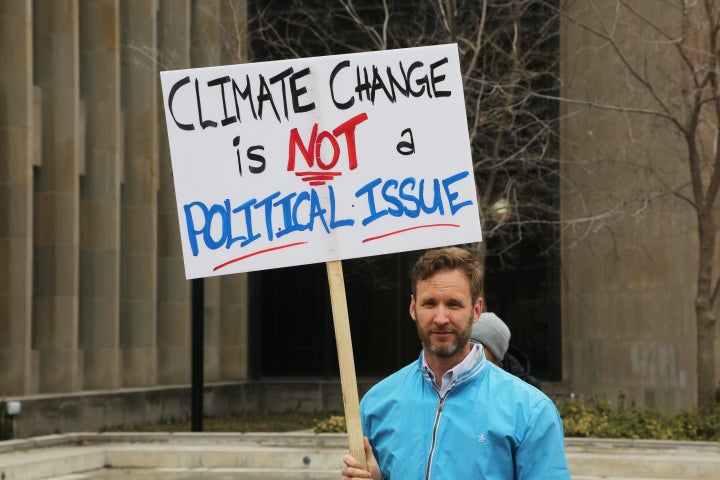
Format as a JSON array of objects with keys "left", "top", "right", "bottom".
[
  {"left": 0, "top": 1, "right": 250, "bottom": 398},
  {"left": 1, "top": 380, "right": 375, "bottom": 439},
  {"left": 559, "top": 2, "right": 704, "bottom": 410}
]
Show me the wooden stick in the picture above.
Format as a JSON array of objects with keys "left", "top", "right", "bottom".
[{"left": 326, "top": 259, "right": 368, "bottom": 470}]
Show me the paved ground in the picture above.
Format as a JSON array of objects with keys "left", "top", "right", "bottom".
[
  {"left": 1, "top": 432, "right": 719, "bottom": 480},
  {"left": 49, "top": 470, "right": 338, "bottom": 479}
]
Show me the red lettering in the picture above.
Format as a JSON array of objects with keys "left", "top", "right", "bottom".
[
  {"left": 287, "top": 112, "right": 369, "bottom": 172},
  {"left": 288, "top": 123, "right": 319, "bottom": 170},
  {"left": 315, "top": 131, "right": 340, "bottom": 169},
  {"left": 332, "top": 113, "right": 368, "bottom": 171}
]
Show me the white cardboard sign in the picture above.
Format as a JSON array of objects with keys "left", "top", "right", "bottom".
[{"left": 160, "top": 44, "right": 482, "bottom": 279}]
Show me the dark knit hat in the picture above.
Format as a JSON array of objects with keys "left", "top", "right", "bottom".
[{"left": 471, "top": 312, "right": 511, "bottom": 360}]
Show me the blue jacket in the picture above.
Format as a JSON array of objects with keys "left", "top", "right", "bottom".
[{"left": 360, "top": 348, "right": 570, "bottom": 479}]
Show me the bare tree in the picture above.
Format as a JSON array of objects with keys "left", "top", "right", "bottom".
[
  {"left": 560, "top": 0, "right": 720, "bottom": 410},
  {"left": 249, "top": 0, "right": 720, "bottom": 409},
  {"left": 250, "top": 0, "right": 562, "bottom": 270}
]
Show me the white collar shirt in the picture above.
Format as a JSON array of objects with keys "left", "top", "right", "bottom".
[{"left": 421, "top": 343, "right": 480, "bottom": 398}]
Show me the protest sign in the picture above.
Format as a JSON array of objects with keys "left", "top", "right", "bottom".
[
  {"left": 160, "top": 43, "right": 481, "bottom": 280},
  {"left": 161, "top": 43, "right": 482, "bottom": 470}
]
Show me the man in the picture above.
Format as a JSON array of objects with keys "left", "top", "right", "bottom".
[
  {"left": 342, "top": 246, "right": 570, "bottom": 479},
  {"left": 472, "top": 312, "right": 542, "bottom": 390},
  {"left": 471, "top": 312, "right": 511, "bottom": 366}
]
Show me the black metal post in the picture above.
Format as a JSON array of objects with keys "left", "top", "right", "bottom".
[{"left": 191, "top": 278, "right": 204, "bottom": 432}]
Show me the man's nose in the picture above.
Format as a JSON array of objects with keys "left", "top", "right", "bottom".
[{"left": 433, "top": 307, "right": 451, "bottom": 324}]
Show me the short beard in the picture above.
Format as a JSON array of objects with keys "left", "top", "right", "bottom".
[{"left": 415, "top": 308, "right": 474, "bottom": 358}]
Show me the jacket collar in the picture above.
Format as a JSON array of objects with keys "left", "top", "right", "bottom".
[{"left": 418, "top": 344, "right": 487, "bottom": 395}]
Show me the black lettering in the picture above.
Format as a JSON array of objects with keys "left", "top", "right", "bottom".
[
  {"left": 234, "top": 136, "right": 242, "bottom": 176},
  {"left": 370, "top": 65, "right": 394, "bottom": 104},
  {"left": 386, "top": 63, "right": 410, "bottom": 100},
  {"left": 355, "top": 66, "right": 372, "bottom": 102},
  {"left": 397, "top": 128, "right": 415, "bottom": 155},
  {"left": 256, "top": 74, "right": 281, "bottom": 121},
  {"left": 269, "top": 67, "right": 294, "bottom": 120},
  {"left": 407, "top": 62, "right": 426, "bottom": 97},
  {"left": 330, "top": 61, "right": 353, "bottom": 110},
  {"left": 248, "top": 145, "right": 266, "bottom": 174},
  {"left": 168, "top": 76, "right": 194, "bottom": 131},
  {"left": 232, "top": 75, "right": 258, "bottom": 122},
  {"left": 430, "top": 58, "right": 451, "bottom": 98},
  {"left": 207, "top": 76, "right": 238, "bottom": 126},
  {"left": 195, "top": 79, "right": 217, "bottom": 129},
  {"left": 290, "top": 67, "right": 316, "bottom": 113}
]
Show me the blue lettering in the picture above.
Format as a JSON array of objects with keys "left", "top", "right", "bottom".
[
  {"left": 230, "top": 198, "right": 260, "bottom": 247},
  {"left": 442, "top": 171, "right": 472, "bottom": 214},
  {"left": 206, "top": 201, "right": 231, "bottom": 250},
  {"left": 182, "top": 174, "right": 471, "bottom": 258},
  {"left": 328, "top": 185, "right": 354, "bottom": 228},
  {"left": 398, "top": 177, "right": 420, "bottom": 217},
  {"left": 381, "top": 179, "right": 404, "bottom": 217},
  {"left": 253, "top": 191, "right": 281, "bottom": 241},
  {"left": 308, "top": 188, "right": 331, "bottom": 233},
  {"left": 355, "top": 171, "right": 473, "bottom": 227},
  {"left": 356, "top": 177, "right": 388, "bottom": 226},
  {"left": 418, "top": 178, "right": 444, "bottom": 215},
  {"left": 274, "top": 191, "right": 301, "bottom": 238},
  {"left": 184, "top": 201, "right": 209, "bottom": 256},
  {"left": 291, "top": 191, "right": 312, "bottom": 232}
]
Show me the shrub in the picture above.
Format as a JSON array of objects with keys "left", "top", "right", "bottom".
[
  {"left": 556, "top": 392, "right": 720, "bottom": 441},
  {"left": 314, "top": 415, "right": 347, "bottom": 433}
]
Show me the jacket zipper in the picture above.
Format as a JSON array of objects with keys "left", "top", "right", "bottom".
[{"left": 425, "top": 394, "right": 446, "bottom": 480}]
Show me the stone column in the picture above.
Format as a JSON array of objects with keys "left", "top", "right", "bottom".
[
  {"left": 220, "top": 275, "right": 249, "bottom": 379},
  {"left": 191, "top": 0, "right": 223, "bottom": 383},
  {"left": 203, "top": 278, "right": 221, "bottom": 382},
  {"left": 157, "top": 0, "right": 192, "bottom": 385},
  {"left": 120, "top": 0, "right": 158, "bottom": 387},
  {"left": 218, "top": 0, "right": 249, "bottom": 381},
  {"left": 33, "top": 0, "right": 82, "bottom": 393},
  {"left": 78, "top": 0, "right": 122, "bottom": 390},
  {"left": 220, "top": 0, "right": 248, "bottom": 65},
  {"left": 0, "top": 0, "right": 34, "bottom": 395}
]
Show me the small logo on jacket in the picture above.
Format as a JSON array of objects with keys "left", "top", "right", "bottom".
[{"left": 477, "top": 433, "right": 486, "bottom": 443}]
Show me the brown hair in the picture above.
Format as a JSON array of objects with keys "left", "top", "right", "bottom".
[{"left": 410, "top": 246, "right": 484, "bottom": 301}]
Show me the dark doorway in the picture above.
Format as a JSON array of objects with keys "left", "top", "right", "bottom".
[
  {"left": 248, "top": 245, "right": 561, "bottom": 381},
  {"left": 248, "top": 251, "right": 423, "bottom": 379},
  {"left": 483, "top": 241, "right": 561, "bottom": 381}
]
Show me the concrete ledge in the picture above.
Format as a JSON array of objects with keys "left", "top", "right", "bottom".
[
  {"left": 565, "top": 438, "right": 720, "bottom": 479},
  {"left": 0, "top": 433, "right": 347, "bottom": 480},
  {"left": 1, "top": 434, "right": 719, "bottom": 480},
  {"left": 2, "top": 380, "right": 378, "bottom": 439},
  {"left": 3, "top": 380, "right": 575, "bottom": 440}
]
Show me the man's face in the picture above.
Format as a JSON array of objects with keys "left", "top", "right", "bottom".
[{"left": 410, "top": 268, "right": 482, "bottom": 360}]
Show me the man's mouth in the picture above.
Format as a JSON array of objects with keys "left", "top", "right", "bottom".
[{"left": 432, "top": 331, "right": 455, "bottom": 338}]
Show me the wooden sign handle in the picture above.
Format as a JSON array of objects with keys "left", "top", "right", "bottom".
[{"left": 326, "top": 260, "right": 368, "bottom": 470}]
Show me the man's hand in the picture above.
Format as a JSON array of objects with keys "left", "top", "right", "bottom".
[{"left": 341, "top": 436, "right": 382, "bottom": 480}]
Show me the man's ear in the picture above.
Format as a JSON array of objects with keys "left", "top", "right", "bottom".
[
  {"left": 409, "top": 295, "right": 416, "bottom": 321},
  {"left": 472, "top": 298, "right": 483, "bottom": 323}
]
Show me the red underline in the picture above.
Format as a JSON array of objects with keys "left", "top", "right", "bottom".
[
  {"left": 295, "top": 171, "right": 342, "bottom": 178},
  {"left": 295, "top": 171, "right": 341, "bottom": 186},
  {"left": 213, "top": 241, "right": 308, "bottom": 271},
  {"left": 362, "top": 223, "right": 461, "bottom": 243}
]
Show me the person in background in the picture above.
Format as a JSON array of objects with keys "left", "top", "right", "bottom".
[
  {"left": 341, "top": 246, "right": 570, "bottom": 479},
  {"left": 471, "top": 312, "right": 510, "bottom": 366},
  {"left": 472, "top": 312, "right": 542, "bottom": 390}
]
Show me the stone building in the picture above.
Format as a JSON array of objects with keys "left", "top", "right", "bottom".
[
  {"left": 560, "top": 2, "right": 718, "bottom": 411},
  {"left": 2, "top": 1, "right": 256, "bottom": 436},
  {"left": 0, "top": 1, "right": 716, "bottom": 436}
]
